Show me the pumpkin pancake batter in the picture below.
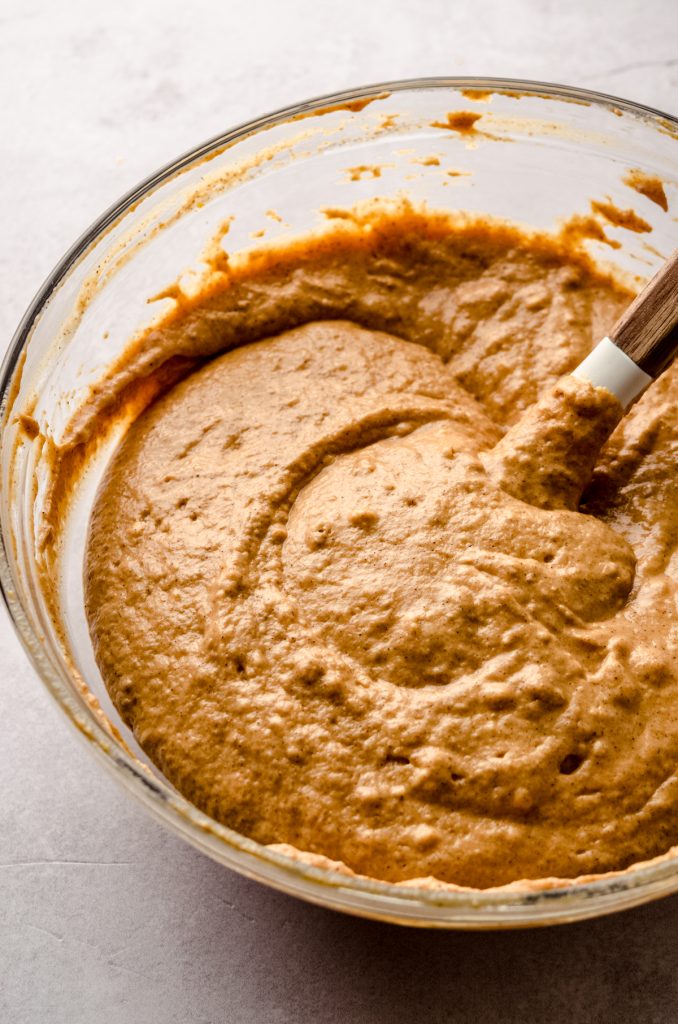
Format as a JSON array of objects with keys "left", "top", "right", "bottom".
[{"left": 85, "top": 208, "right": 678, "bottom": 889}]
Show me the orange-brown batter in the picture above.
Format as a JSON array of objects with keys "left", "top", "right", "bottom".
[{"left": 84, "top": 207, "right": 678, "bottom": 888}]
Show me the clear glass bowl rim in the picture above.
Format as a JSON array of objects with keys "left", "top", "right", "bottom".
[{"left": 2, "top": 75, "right": 678, "bottom": 927}]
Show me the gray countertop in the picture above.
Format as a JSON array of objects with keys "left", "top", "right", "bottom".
[{"left": 2, "top": 1, "right": 677, "bottom": 1020}]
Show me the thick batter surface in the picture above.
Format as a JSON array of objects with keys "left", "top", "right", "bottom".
[{"left": 85, "top": 211, "right": 678, "bottom": 888}]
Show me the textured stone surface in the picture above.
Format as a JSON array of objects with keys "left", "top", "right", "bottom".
[{"left": 1, "top": 1, "right": 677, "bottom": 1020}]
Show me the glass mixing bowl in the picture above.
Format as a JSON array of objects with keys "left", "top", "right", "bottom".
[{"left": 2, "top": 78, "right": 677, "bottom": 928}]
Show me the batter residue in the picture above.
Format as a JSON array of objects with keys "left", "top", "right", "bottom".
[{"left": 85, "top": 207, "right": 677, "bottom": 888}]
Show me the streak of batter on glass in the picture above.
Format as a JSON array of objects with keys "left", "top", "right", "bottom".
[{"left": 84, "top": 203, "right": 677, "bottom": 890}]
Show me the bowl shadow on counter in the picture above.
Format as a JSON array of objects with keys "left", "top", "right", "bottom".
[{"left": 193, "top": 852, "right": 678, "bottom": 1023}]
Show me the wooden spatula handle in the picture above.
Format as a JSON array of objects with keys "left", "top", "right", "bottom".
[{"left": 609, "top": 248, "right": 678, "bottom": 378}]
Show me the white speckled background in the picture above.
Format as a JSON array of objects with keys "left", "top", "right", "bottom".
[{"left": 1, "top": 1, "right": 677, "bottom": 1021}]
